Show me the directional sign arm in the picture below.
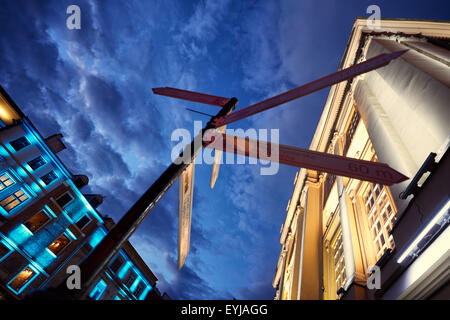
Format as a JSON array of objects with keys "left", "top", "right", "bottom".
[
  {"left": 212, "top": 50, "right": 408, "bottom": 127},
  {"left": 178, "top": 163, "right": 195, "bottom": 270},
  {"left": 152, "top": 87, "right": 231, "bottom": 107},
  {"left": 204, "top": 133, "right": 409, "bottom": 185}
]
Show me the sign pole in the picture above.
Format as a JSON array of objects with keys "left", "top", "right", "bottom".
[{"left": 46, "top": 98, "right": 238, "bottom": 299}]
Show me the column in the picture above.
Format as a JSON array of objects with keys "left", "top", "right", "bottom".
[{"left": 299, "top": 180, "right": 323, "bottom": 299}]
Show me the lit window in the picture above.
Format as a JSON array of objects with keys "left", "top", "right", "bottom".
[
  {"left": 8, "top": 266, "right": 37, "bottom": 293},
  {"left": 362, "top": 183, "right": 397, "bottom": 261},
  {"left": 89, "top": 279, "right": 107, "bottom": 300},
  {"left": 0, "top": 189, "right": 29, "bottom": 212},
  {"left": 332, "top": 229, "right": 346, "bottom": 294},
  {"left": 0, "top": 173, "right": 14, "bottom": 191},
  {"left": 55, "top": 192, "right": 73, "bottom": 208},
  {"left": 75, "top": 215, "right": 90, "bottom": 230},
  {"left": 41, "top": 171, "right": 58, "bottom": 186},
  {"left": 48, "top": 234, "right": 70, "bottom": 256},
  {"left": 27, "top": 156, "right": 46, "bottom": 170},
  {"left": 10, "top": 137, "right": 30, "bottom": 151},
  {"left": 23, "top": 211, "right": 51, "bottom": 233}
]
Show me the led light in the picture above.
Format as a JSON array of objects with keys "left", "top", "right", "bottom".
[{"left": 397, "top": 199, "right": 450, "bottom": 263}]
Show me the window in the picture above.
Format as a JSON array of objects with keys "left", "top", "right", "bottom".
[
  {"left": 89, "top": 279, "right": 107, "bottom": 300},
  {"left": 41, "top": 171, "right": 58, "bottom": 186},
  {"left": 0, "top": 173, "right": 14, "bottom": 191},
  {"left": 0, "top": 241, "right": 12, "bottom": 261},
  {"left": 10, "top": 137, "right": 30, "bottom": 151},
  {"left": 0, "top": 189, "right": 29, "bottom": 212},
  {"left": 55, "top": 193, "right": 73, "bottom": 208},
  {"left": 27, "top": 156, "right": 46, "bottom": 170},
  {"left": 124, "top": 270, "right": 137, "bottom": 288},
  {"left": 332, "top": 229, "right": 346, "bottom": 294},
  {"left": 109, "top": 255, "right": 125, "bottom": 274},
  {"left": 9, "top": 266, "right": 37, "bottom": 293},
  {"left": 23, "top": 211, "right": 51, "bottom": 233},
  {"left": 75, "top": 215, "right": 90, "bottom": 230},
  {"left": 134, "top": 281, "right": 146, "bottom": 298},
  {"left": 48, "top": 234, "right": 70, "bottom": 256},
  {"left": 362, "top": 183, "right": 397, "bottom": 261}
]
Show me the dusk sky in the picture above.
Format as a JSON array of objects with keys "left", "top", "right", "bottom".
[{"left": 0, "top": 0, "right": 449, "bottom": 299}]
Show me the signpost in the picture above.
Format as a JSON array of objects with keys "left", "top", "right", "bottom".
[
  {"left": 204, "top": 133, "right": 409, "bottom": 185},
  {"left": 40, "top": 49, "right": 409, "bottom": 299}
]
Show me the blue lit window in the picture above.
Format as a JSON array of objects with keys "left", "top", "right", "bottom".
[
  {"left": 0, "top": 173, "right": 14, "bottom": 191},
  {"left": 8, "top": 265, "right": 38, "bottom": 294},
  {"left": 27, "top": 156, "right": 46, "bottom": 170},
  {"left": 114, "top": 295, "right": 121, "bottom": 300},
  {"left": 40, "top": 171, "right": 58, "bottom": 186},
  {"left": 0, "top": 189, "right": 29, "bottom": 212},
  {"left": 89, "top": 279, "right": 107, "bottom": 300},
  {"left": 10, "top": 137, "right": 30, "bottom": 152}
]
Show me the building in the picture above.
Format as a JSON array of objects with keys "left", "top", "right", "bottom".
[
  {"left": 273, "top": 18, "right": 450, "bottom": 300},
  {"left": 0, "top": 86, "right": 165, "bottom": 300}
]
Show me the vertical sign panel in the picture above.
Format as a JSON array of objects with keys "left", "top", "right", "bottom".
[
  {"left": 210, "top": 125, "right": 226, "bottom": 189},
  {"left": 178, "top": 163, "right": 195, "bottom": 270}
]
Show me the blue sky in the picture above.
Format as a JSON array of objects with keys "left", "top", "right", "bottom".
[{"left": 0, "top": 0, "right": 448, "bottom": 299}]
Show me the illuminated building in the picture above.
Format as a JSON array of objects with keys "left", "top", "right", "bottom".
[
  {"left": 0, "top": 86, "right": 164, "bottom": 300},
  {"left": 273, "top": 18, "right": 450, "bottom": 300}
]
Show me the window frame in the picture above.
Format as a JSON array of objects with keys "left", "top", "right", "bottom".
[
  {"left": 55, "top": 192, "right": 73, "bottom": 209},
  {"left": 27, "top": 156, "right": 46, "bottom": 171},
  {"left": 23, "top": 210, "right": 52, "bottom": 234},
  {"left": 0, "top": 188, "right": 29, "bottom": 212},
  {"left": 0, "top": 172, "right": 15, "bottom": 192},
  {"left": 40, "top": 171, "right": 58, "bottom": 186},
  {"left": 7, "top": 265, "right": 39, "bottom": 294},
  {"left": 10, "top": 137, "right": 30, "bottom": 152},
  {"left": 47, "top": 233, "right": 71, "bottom": 257}
]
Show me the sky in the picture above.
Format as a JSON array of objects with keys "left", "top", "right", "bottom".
[{"left": 0, "top": 0, "right": 449, "bottom": 300}]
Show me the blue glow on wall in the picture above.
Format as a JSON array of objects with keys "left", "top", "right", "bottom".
[
  {"left": 89, "top": 279, "right": 107, "bottom": 300},
  {"left": 8, "top": 224, "right": 33, "bottom": 246},
  {"left": 117, "top": 261, "right": 131, "bottom": 280},
  {"left": 139, "top": 286, "right": 151, "bottom": 300},
  {"left": 35, "top": 248, "right": 56, "bottom": 268},
  {"left": 89, "top": 227, "right": 107, "bottom": 248}
]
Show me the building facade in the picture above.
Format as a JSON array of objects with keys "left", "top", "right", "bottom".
[
  {"left": 0, "top": 86, "right": 164, "bottom": 300},
  {"left": 273, "top": 18, "right": 450, "bottom": 300}
]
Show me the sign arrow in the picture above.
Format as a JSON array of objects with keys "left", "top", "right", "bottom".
[
  {"left": 204, "top": 133, "right": 409, "bottom": 185},
  {"left": 212, "top": 50, "right": 408, "bottom": 127},
  {"left": 152, "top": 87, "right": 230, "bottom": 107},
  {"left": 178, "top": 163, "right": 195, "bottom": 270}
]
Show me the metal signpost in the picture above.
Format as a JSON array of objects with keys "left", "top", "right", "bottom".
[{"left": 40, "top": 50, "right": 408, "bottom": 299}]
